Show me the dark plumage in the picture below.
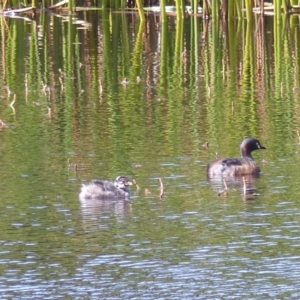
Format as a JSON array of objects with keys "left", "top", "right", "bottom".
[
  {"left": 79, "top": 176, "right": 132, "bottom": 200},
  {"left": 207, "top": 137, "right": 266, "bottom": 178}
]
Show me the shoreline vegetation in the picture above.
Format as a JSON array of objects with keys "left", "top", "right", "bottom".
[{"left": 1, "top": 1, "right": 300, "bottom": 20}]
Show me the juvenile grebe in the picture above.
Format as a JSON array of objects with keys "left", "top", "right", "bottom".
[{"left": 79, "top": 176, "right": 132, "bottom": 200}]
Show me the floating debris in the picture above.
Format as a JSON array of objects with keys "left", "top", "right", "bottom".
[
  {"left": 68, "top": 158, "right": 78, "bottom": 172},
  {"left": 202, "top": 142, "right": 209, "bottom": 149},
  {"left": 48, "top": 107, "right": 52, "bottom": 118},
  {"left": 132, "top": 179, "right": 140, "bottom": 191},
  {"left": 145, "top": 188, "right": 151, "bottom": 196},
  {"left": 10, "top": 94, "right": 16, "bottom": 115},
  {"left": 159, "top": 178, "right": 164, "bottom": 199},
  {"left": 0, "top": 119, "right": 12, "bottom": 129},
  {"left": 5, "top": 86, "right": 12, "bottom": 97},
  {"left": 121, "top": 78, "right": 129, "bottom": 86},
  {"left": 41, "top": 81, "right": 51, "bottom": 94},
  {"left": 99, "top": 79, "right": 103, "bottom": 95}
]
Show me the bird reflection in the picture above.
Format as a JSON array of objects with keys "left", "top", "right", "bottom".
[
  {"left": 79, "top": 198, "right": 132, "bottom": 226},
  {"left": 208, "top": 174, "right": 260, "bottom": 201}
]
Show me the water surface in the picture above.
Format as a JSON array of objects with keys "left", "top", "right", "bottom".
[{"left": 0, "top": 12, "right": 299, "bottom": 298}]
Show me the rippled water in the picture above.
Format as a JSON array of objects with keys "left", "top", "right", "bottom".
[
  {"left": 1, "top": 150, "right": 300, "bottom": 298},
  {"left": 0, "top": 12, "right": 300, "bottom": 299}
]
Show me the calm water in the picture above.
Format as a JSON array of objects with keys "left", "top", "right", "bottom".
[{"left": 0, "top": 12, "right": 300, "bottom": 298}]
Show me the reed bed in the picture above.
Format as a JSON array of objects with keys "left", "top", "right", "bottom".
[{"left": 1, "top": 0, "right": 300, "bottom": 20}]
